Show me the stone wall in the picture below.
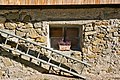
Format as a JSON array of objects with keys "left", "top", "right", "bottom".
[
  {"left": 0, "top": 8, "right": 120, "bottom": 80},
  {"left": 83, "top": 19, "right": 120, "bottom": 55},
  {"left": 82, "top": 19, "right": 120, "bottom": 79},
  {"left": 0, "top": 14, "right": 48, "bottom": 46}
]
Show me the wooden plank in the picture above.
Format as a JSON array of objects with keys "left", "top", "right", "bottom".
[{"left": 0, "top": 0, "right": 119, "bottom": 5}]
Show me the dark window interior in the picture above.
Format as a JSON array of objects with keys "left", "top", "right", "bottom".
[{"left": 50, "top": 26, "right": 81, "bottom": 51}]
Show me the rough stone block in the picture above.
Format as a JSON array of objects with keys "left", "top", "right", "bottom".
[
  {"left": 116, "top": 51, "right": 120, "bottom": 55},
  {"left": 85, "top": 31, "right": 97, "bottom": 36},
  {"left": 24, "top": 23, "right": 33, "bottom": 28},
  {"left": 34, "top": 22, "right": 42, "bottom": 28},
  {"left": 107, "top": 28, "right": 117, "bottom": 33},
  {"left": 0, "top": 70, "right": 4, "bottom": 77},
  {"left": 23, "top": 15, "right": 32, "bottom": 22},
  {"left": 21, "top": 55, "right": 31, "bottom": 61},
  {"left": 17, "top": 22, "right": 25, "bottom": 28},
  {"left": 97, "top": 33, "right": 105, "bottom": 39},
  {"left": 12, "top": 51, "right": 20, "bottom": 56},
  {"left": 6, "top": 12, "right": 19, "bottom": 20},
  {"left": 2, "top": 58, "right": 13, "bottom": 67},
  {"left": 113, "top": 32, "right": 119, "bottom": 37},
  {"left": 36, "top": 36, "right": 47, "bottom": 43},
  {"left": 35, "top": 28, "right": 43, "bottom": 35},
  {"left": 0, "top": 23, "right": 4, "bottom": 29},
  {"left": 0, "top": 16, "right": 6, "bottom": 23},
  {"left": 85, "top": 23, "right": 94, "bottom": 31},
  {"left": 92, "top": 38, "right": 105, "bottom": 45},
  {"left": 87, "top": 54, "right": 97, "bottom": 59},
  {"left": 5, "top": 22, "right": 17, "bottom": 30},
  {"left": 92, "top": 46, "right": 101, "bottom": 53},
  {"left": 16, "top": 30, "right": 26, "bottom": 37},
  {"left": 27, "top": 28, "right": 40, "bottom": 38}
]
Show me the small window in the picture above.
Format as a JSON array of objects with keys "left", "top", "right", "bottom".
[{"left": 50, "top": 25, "right": 82, "bottom": 51}]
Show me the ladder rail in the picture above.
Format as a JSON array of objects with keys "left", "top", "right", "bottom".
[
  {"left": 0, "top": 44, "right": 86, "bottom": 79},
  {"left": 0, "top": 29, "right": 91, "bottom": 67}
]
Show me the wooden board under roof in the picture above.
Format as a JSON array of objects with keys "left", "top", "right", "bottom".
[{"left": 0, "top": 0, "right": 119, "bottom": 5}]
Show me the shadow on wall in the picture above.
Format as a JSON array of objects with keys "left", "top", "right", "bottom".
[
  {"left": 0, "top": 6, "right": 120, "bottom": 23},
  {"left": 0, "top": 34, "right": 79, "bottom": 78},
  {"left": 0, "top": 47, "right": 78, "bottom": 78}
]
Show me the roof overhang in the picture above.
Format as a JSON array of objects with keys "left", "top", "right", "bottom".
[{"left": 0, "top": 0, "right": 119, "bottom": 5}]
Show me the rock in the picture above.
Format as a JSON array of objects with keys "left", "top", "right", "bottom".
[
  {"left": 23, "top": 15, "right": 32, "bottom": 22},
  {"left": 85, "top": 31, "right": 97, "bottom": 36},
  {"left": 16, "top": 30, "right": 26, "bottom": 37},
  {"left": 95, "top": 21, "right": 102, "bottom": 26},
  {"left": 82, "top": 48, "right": 88, "bottom": 53},
  {"left": 17, "top": 22, "right": 25, "bottom": 28},
  {"left": 106, "top": 66, "right": 114, "bottom": 73},
  {"left": 16, "top": 28, "right": 28, "bottom": 32},
  {"left": 19, "top": 11, "right": 27, "bottom": 20},
  {"left": 87, "top": 54, "right": 97, "bottom": 59},
  {"left": 35, "top": 28, "right": 43, "bottom": 35},
  {"left": 5, "top": 22, "right": 17, "bottom": 30},
  {"left": 87, "top": 46, "right": 94, "bottom": 55},
  {"left": 113, "top": 32, "right": 119, "bottom": 37},
  {"left": 92, "top": 38, "right": 105, "bottom": 45},
  {"left": 85, "top": 23, "right": 94, "bottom": 31},
  {"left": 110, "top": 19, "right": 118, "bottom": 25},
  {"left": 21, "top": 55, "right": 31, "bottom": 61},
  {"left": 97, "top": 33, "right": 105, "bottom": 38},
  {"left": 0, "top": 70, "right": 4, "bottom": 77},
  {"left": 41, "top": 26, "right": 46, "bottom": 31},
  {"left": 0, "top": 16, "right": 6, "bottom": 23},
  {"left": 34, "top": 22, "right": 42, "bottom": 28},
  {"left": 105, "top": 48, "right": 111, "bottom": 54},
  {"left": 36, "top": 36, "right": 47, "bottom": 43},
  {"left": 107, "top": 28, "right": 117, "bottom": 32},
  {"left": 71, "top": 51, "right": 82, "bottom": 60},
  {"left": 12, "top": 51, "right": 20, "bottom": 56},
  {"left": 27, "top": 28, "right": 40, "bottom": 38},
  {"left": 17, "top": 22, "right": 33, "bottom": 29},
  {"left": 92, "top": 46, "right": 101, "bottom": 53},
  {"left": 101, "top": 21, "right": 109, "bottom": 26},
  {"left": 24, "top": 23, "right": 33, "bottom": 28},
  {"left": 116, "top": 50, "right": 120, "bottom": 55},
  {"left": 106, "top": 33, "right": 112, "bottom": 38},
  {"left": 42, "top": 31, "right": 47, "bottom": 36},
  {"left": 0, "top": 23, "right": 4, "bottom": 29},
  {"left": 6, "top": 12, "right": 19, "bottom": 20},
  {"left": 2, "top": 58, "right": 13, "bottom": 67},
  {"left": 85, "top": 26, "right": 94, "bottom": 31},
  {"left": 118, "top": 29, "right": 120, "bottom": 34}
]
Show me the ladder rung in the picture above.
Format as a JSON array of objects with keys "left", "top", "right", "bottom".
[
  {"left": 15, "top": 39, "right": 20, "bottom": 49},
  {"left": 0, "top": 44, "right": 86, "bottom": 79},
  {"left": 58, "top": 56, "right": 64, "bottom": 67},
  {"left": 26, "top": 47, "right": 30, "bottom": 54},
  {"left": 5, "top": 34, "right": 10, "bottom": 45},
  {"left": 0, "top": 29, "right": 92, "bottom": 79}
]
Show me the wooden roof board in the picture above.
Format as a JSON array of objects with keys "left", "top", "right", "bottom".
[{"left": 0, "top": 0, "right": 119, "bottom": 5}]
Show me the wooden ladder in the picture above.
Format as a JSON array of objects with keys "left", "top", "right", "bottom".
[{"left": 0, "top": 29, "right": 91, "bottom": 79}]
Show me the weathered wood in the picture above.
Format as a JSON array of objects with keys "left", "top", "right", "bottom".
[
  {"left": 0, "top": 29, "right": 91, "bottom": 79},
  {"left": 0, "top": 0, "right": 119, "bottom": 5}
]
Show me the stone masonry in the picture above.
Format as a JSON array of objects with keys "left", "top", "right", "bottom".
[
  {"left": 82, "top": 19, "right": 120, "bottom": 80},
  {"left": 0, "top": 8, "right": 119, "bottom": 80}
]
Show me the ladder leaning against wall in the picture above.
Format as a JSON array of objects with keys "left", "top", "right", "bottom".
[{"left": 0, "top": 29, "right": 91, "bottom": 79}]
